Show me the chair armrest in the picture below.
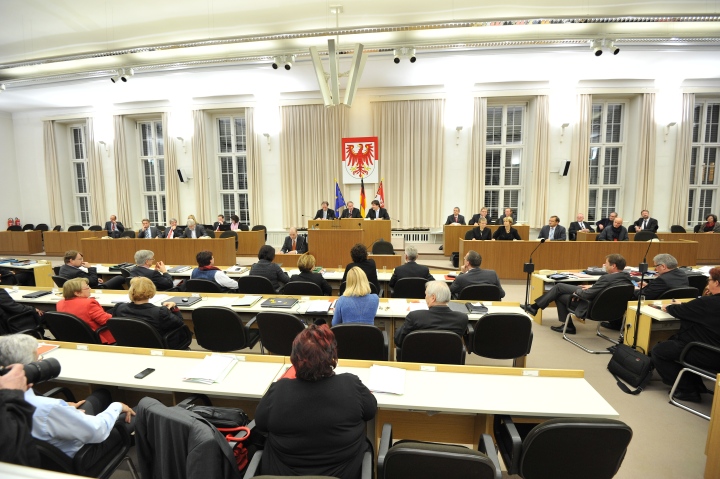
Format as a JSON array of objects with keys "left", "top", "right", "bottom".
[
  {"left": 680, "top": 341, "right": 720, "bottom": 373},
  {"left": 361, "top": 450, "right": 372, "bottom": 479},
  {"left": 242, "top": 449, "right": 263, "bottom": 479},
  {"left": 13, "top": 327, "right": 43, "bottom": 339},
  {"left": 176, "top": 393, "right": 212, "bottom": 407},
  {"left": 382, "top": 330, "right": 389, "bottom": 361},
  {"left": 478, "top": 433, "right": 502, "bottom": 479},
  {"left": 245, "top": 316, "right": 257, "bottom": 329},
  {"left": 492, "top": 415, "right": 522, "bottom": 475},
  {"left": 74, "top": 422, "right": 133, "bottom": 476},
  {"left": 43, "top": 387, "right": 76, "bottom": 402},
  {"left": 162, "top": 324, "right": 192, "bottom": 348},
  {"left": 566, "top": 292, "right": 590, "bottom": 315},
  {"left": 377, "top": 423, "right": 393, "bottom": 477},
  {"left": 7, "top": 311, "right": 41, "bottom": 332}
]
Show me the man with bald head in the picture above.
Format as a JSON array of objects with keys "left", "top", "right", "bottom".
[
  {"left": 568, "top": 213, "right": 594, "bottom": 241},
  {"left": 596, "top": 216, "right": 629, "bottom": 241},
  {"left": 281, "top": 227, "right": 307, "bottom": 254}
]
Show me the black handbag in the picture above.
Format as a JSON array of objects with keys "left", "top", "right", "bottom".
[
  {"left": 607, "top": 344, "right": 654, "bottom": 395},
  {"left": 178, "top": 404, "right": 249, "bottom": 429}
]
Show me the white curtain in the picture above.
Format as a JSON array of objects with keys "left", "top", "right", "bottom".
[
  {"left": 469, "top": 97, "right": 487, "bottom": 213},
  {"left": 43, "top": 121, "right": 65, "bottom": 228},
  {"left": 162, "top": 113, "right": 180, "bottom": 222},
  {"left": 371, "top": 99, "right": 446, "bottom": 228},
  {"left": 669, "top": 93, "right": 696, "bottom": 226},
  {"left": 633, "top": 93, "right": 657, "bottom": 214},
  {"left": 568, "top": 94, "right": 593, "bottom": 218},
  {"left": 112, "top": 116, "right": 132, "bottom": 225},
  {"left": 245, "top": 108, "right": 263, "bottom": 225},
  {"left": 530, "top": 96, "right": 550, "bottom": 228},
  {"left": 85, "top": 117, "right": 107, "bottom": 225},
  {"left": 191, "top": 110, "right": 212, "bottom": 222},
  {"left": 280, "top": 105, "right": 347, "bottom": 228}
]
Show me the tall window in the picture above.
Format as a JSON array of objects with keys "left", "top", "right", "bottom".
[
  {"left": 70, "top": 126, "right": 91, "bottom": 226},
  {"left": 484, "top": 104, "right": 525, "bottom": 220},
  {"left": 216, "top": 115, "right": 249, "bottom": 224},
  {"left": 138, "top": 120, "right": 166, "bottom": 225},
  {"left": 688, "top": 100, "right": 719, "bottom": 227},
  {"left": 587, "top": 102, "right": 624, "bottom": 223}
]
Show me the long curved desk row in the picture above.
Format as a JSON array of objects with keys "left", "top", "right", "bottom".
[{"left": 577, "top": 231, "right": 720, "bottom": 264}]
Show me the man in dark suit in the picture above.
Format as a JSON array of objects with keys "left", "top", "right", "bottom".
[
  {"left": 468, "top": 207, "right": 491, "bottom": 226},
  {"left": 597, "top": 217, "right": 629, "bottom": 241},
  {"left": 444, "top": 207, "right": 466, "bottom": 225},
  {"left": 280, "top": 227, "right": 308, "bottom": 254},
  {"left": 394, "top": 281, "right": 468, "bottom": 347},
  {"left": 633, "top": 209, "right": 659, "bottom": 233},
  {"left": 366, "top": 200, "right": 390, "bottom": 220},
  {"left": 595, "top": 211, "right": 617, "bottom": 232},
  {"left": 129, "top": 249, "right": 174, "bottom": 291},
  {"left": 449, "top": 250, "right": 505, "bottom": 299},
  {"left": 522, "top": 253, "right": 633, "bottom": 334},
  {"left": 568, "top": 213, "right": 594, "bottom": 241},
  {"left": 313, "top": 201, "right": 335, "bottom": 220},
  {"left": 0, "top": 288, "right": 44, "bottom": 335},
  {"left": 340, "top": 201, "right": 362, "bottom": 218},
  {"left": 163, "top": 218, "right": 180, "bottom": 239},
  {"left": 501, "top": 207, "right": 517, "bottom": 223},
  {"left": 182, "top": 220, "right": 206, "bottom": 238},
  {"left": 389, "top": 245, "right": 434, "bottom": 290},
  {"left": 104, "top": 215, "right": 124, "bottom": 238},
  {"left": 213, "top": 214, "right": 226, "bottom": 231},
  {"left": 538, "top": 215, "right": 567, "bottom": 241},
  {"left": 59, "top": 250, "right": 126, "bottom": 290},
  {"left": 137, "top": 219, "right": 160, "bottom": 239}
]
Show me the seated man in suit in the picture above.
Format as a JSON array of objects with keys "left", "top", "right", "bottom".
[
  {"left": 190, "top": 250, "right": 238, "bottom": 291},
  {"left": 313, "top": 201, "right": 335, "bottom": 220},
  {"left": 366, "top": 200, "right": 390, "bottom": 220},
  {"left": 568, "top": 213, "right": 594, "bottom": 241},
  {"left": 449, "top": 250, "right": 505, "bottom": 299},
  {"left": 0, "top": 362, "right": 40, "bottom": 467},
  {"left": 137, "top": 219, "right": 160, "bottom": 239},
  {"left": 389, "top": 245, "right": 434, "bottom": 290},
  {"left": 394, "top": 281, "right": 468, "bottom": 347},
  {"left": 0, "top": 287, "right": 44, "bottom": 336},
  {"left": 104, "top": 215, "right": 124, "bottom": 238},
  {"left": 522, "top": 253, "right": 633, "bottom": 335},
  {"left": 502, "top": 207, "right": 517, "bottom": 223},
  {"left": 444, "top": 207, "right": 466, "bottom": 225},
  {"left": 633, "top": 209, "right": 659, "bottom": 233},
  {"left": 340, "top": 201, "right": 362, "bottom": 218},
  {"left": 469, "top": 207, "right": 491, "bottom": 226},
  {"left": 280, "top": 227, "right": 308, "bottom": 254},
  {"left": 538, "top": 215, "right": 567, "bottom": 241},
  {"left": 182, "top": 219, "right": 206, "bottom": 238},
  {"left": 213, "top": 214, "right": 226, "bottom": 231},
  {"left": 129, "top": 250, "right": 174, "bottom": 291},
  {"left": 163, "top": 218, "right": 180, "bottom": 238},
  {"left": 59, "top": 250, "right": 126, "bottom": 290},
  {"left": 597, "top": 216, "right": 629, "bottom": 241},
  {"left": 595, "top": 211, "right": 617, "bottom": 232}
]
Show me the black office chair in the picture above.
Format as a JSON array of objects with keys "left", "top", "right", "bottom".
[
  {"left": 156, "top": 225, "right": 166, "bottom": 232},
  {"left": 687, "top": 274, "right": 709, "bottom": 294},
  {"left": 7, "top": 225, "right": 22, "bottom": 231},
  {"left": 184, "top": 279, "right": 223, "bottom": 293},
  {"left": 251, "top": 224, "right": 267, "bottom": 241},
  {"left": 657, "top": 287, "right": 700, "bottom": 299},
  {"left": 121, "top": 230, "right": 136, "bottom": 238},
  {"left": 396, "top": 331, "right": 466, "bottom": 365},
  {"left": 468, "top": 313, "right": 533, "bottom": 367},
  {"left": 338, "top": 281, "right": 380, "bottom": 296},
  {"left": 493, "top": 415, "right": 632, "bottom": 479},
  {"left": 669, "top": 341, "right": 720, "bottom": 420},
  {"left": 283, "top": 281, "right": 323, "bottom": 296},
  {"left": 35, "top": 223, "right": 49, "bottom": 231},
  {"left": 457, "top": 284, "right": 503, "bottom": 301},
  {"left": 255, "top": 312, "right": 306, "bottom": 355},
  {"left": 219, "top": 230, "right": 238, "bottom": 249},
  {"left": 204, "top": 229, "right": 216, "bottom": 238},
  {"left": 391, "top": 277, "right": 428, "bottom": 299},
  {"left": 372, "top": 239, "right": 394, "bottom": 254},
  {"left": 378, "top": 423, "right": 501, "bottom": 479},
  {"left": 634, "top": 231, "right": 657, "bottom": 241},
  {"left": 107, "top": 317, "right": 190, "bottom": 349},
  {"left": 68, "top": 225, "right": 85, "bottom": 231},
  {"left": 563, "top": 284, "right": 635, "bottom": 353},
  {"left": 52, "top": 266, "right": 61, "bottom": 275},
  {"left": 670, "top": 225, "right": 687, "bottom": 233},
  {"left": 43, "top": 311, "right": 108, "bottom": 344},
  {"left": 22, "top": 223, "right": 34, "bottom": 230},
  {"left": 0, "top": 309, "right": 44, "bottom": 338},
  {"left": 239, "top": 224, "right": 250, "bottom": 231},
  {"left": 236, "top": 275, "right": 276, "bottom": 294},
  {"left": 53, "top": 225, "right": 62, "bottom": 231},
  {"left": 694, "top": 224, "right": 702, "bottom": 233},
  {"left": 192, "top": 306, "right": 260, "bottom": 352},
  {"left": 332, "top": 324, "right": 389, "bottom": 360},
  {"left": 52, "top": 275, "right": 68, "bottom": 287}
]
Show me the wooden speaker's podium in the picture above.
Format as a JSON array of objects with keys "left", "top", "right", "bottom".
[
  {"left": 306, "top": 219, "right": 392, "bottom": 249},
  {"left": 307, "top": 229, "right": 363, "bottom": 269}
]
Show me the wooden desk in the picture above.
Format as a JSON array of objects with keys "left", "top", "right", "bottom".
[
  {"left": 306, "top": 219, "right": 392, "bottom": 249},
  {"left": 577, "top": 232, "right": 720, "bottom": 264},
  {"left": 443, "top": 225, "right": 530, "bottom": 256},
  {"left": 624, "top": 301, "right": 683, "bottom": 354},
  {"left": 307, "top": 229, "right": 364, "bottom": 269},
  {"left": 236, "top": 230, "right": 265, "bottom": 255},
  {"left": 275, "top": 253, "right": 401, "bottom": 270},
  {"left": 43, "top": 231, "right": 106, "bottom": 256},
  {"left": 0, "top": 231, "right": 43, "bottom": 254},
  {"left": 0, "top": 261, "right": 54, "bottom": 287},
  {"left": 80, "top": 238, "right": 236, "bottom": 266},
  {"left": 306, "top": 219, "right": 343, "bottom": 230}
]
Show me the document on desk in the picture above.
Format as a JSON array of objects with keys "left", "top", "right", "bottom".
[
  {"left": 183, "top": 354, "right": 238, "bottom": 385},
  {"left": 304, "top": 300, "right": 332, "bottom": 313},
  {"left": 368, "top": 365, "right": 405, "bottom": 395},
  {"left": 408, "top": 301, "right": 428, "bottom": 312},
  {"left": 231, "top": 295, "right": 263, "bottom": 307}
]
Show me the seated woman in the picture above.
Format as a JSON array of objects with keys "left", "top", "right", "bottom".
[
  {"left": 229, "top": 214, "right": 241, "bottom": 231},
  {"left": 112, "top": 277, "right": 192, "bottom": 350},
  {"left": 56, "top": 278, "right": 115, "bottom": 344},
  {"left": 250, "top": 245, "right": 290, "bottom": 292},
  {"left": 466, "top": 217, "right": 492, "bottom": 240},
  {"left": 332, "top": 267, "right": 379, "bottom": 326},
  {"left": 492, "top": 216, "right": 522, "bottom": 241},
  {"left": 289, "top": 253, "right": 332, "bottom": 296},
  {"left": 701, "top": 214, "right": 720, "bottom": 233},
  {"left": 342, "top": 243, "right": 380, "bottom": 293},
  {"left": 190, "top": 250, "right": 238, "bottom": 291},
  {"left": 255, "top": 325, "right": 377, "bottom": 478}
]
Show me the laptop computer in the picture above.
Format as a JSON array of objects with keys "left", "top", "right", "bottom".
[
  {"left": 260, "top": 298, "right": 298, "bottom": 309},
  {"left": 217, "top": 224, "right": 231, "bottom": 231},
  {"left": 166, "top": 296, "right": 202, "bottom": 307}
]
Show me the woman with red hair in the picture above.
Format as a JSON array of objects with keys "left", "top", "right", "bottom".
[{"left": 254, "top": 325, "right": 376, "bottom": 478}]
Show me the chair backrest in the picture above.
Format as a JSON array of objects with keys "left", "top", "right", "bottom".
[
  {"left": 332, "top": 324, "right": 387, "bottom": 360},
  {"left": 204, "top": 229, "right": 216, "bottom": 238},
  {"left": 256, "top": 312, "right": 305, "bottom": 355},
  {"left": 35, "top": 223, "right": 49, "bottom": 231},
  {"left": 687, "top": 274, "right": 709, "bottom": 293},
  {"left": 634, "top": 231, "right": 657, "bottom": 241},
  {"left": 107, "top": 317, "right": 167, "bottom": 348},
  {"left": 585, "top": 284, "right": 635, "bottom": 322},
  {"left": 22, "top": 223, "right": 35, "bottom": 230},
  {"left": 53, "top": 225, "right": 62, "bottom": 231},
  {"left": 372, "top": 239, "right": 395, "bottom": 255},
  {"left": 192, "top": 306, "right": 251, "bottom": 351},
  {"left": 88, "top": 225, "right": 103, "bottom": 231},
  {"left": 380, "top": 440, "right": 498, "bottom": 479},
  {"left": 392, "top": 277, "right": 429, "bottom": 299},
  {"left": 658, "top": 286, "right": 700, "bottom": 299},
  {"left": 236, "top": 275, "right": 275, "bottom": 294},
  {"left": 693, "top": 224, "right": 702, "bottom": 233},
  {"left": 238, "top": 224, "right": 249, "bottom": 231},
  {"left": 219, "top": 230, "right": 238, "bottom": 239},
  {"left": 469, "top": 313, "right": 533, "bottom": 361},
  {"left": 251, "top": 224, "right": 267, "bottom": 240},
  {"left": 51, "top": 275, "right": 68, "bottom": 287},
  {"left": 458, "top": 284, "right": 503, "bottom": 301},
  {"left": 518, "top": 418, "right": 633, "bottom": 479},
  {"left": 43, "top": 311, "right": 103, "bottom": 344},
  {"left": 399, "top": 331, "right": 465, "bottom": 365},
  {"left": 121, "top": 230, "right": 136, "bottom": 238},
  {"left": 68, "top": 225, "right": 85, "bottom": 231},
  {"left": 52, "top": 266, "right": 61, "bottom": 275},
  {"left": 670, "top": 225, "right": 687, "bottom": 233},
  {"left": 338, "top": 280, "right": 379, "bottom": 296},
  {"left": 464, "top": 230, "right": 475, "bottom": 240},
  {"left": 7, "top": 225, "right": 22, "bottom": 231},
  {"left": 283, "top": 281, "right": 323, "bottom": 296},
  {"left": 184, "top": 278, "right": 223, "bottom": 293}
]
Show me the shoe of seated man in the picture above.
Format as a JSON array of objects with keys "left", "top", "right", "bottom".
[
  {"left": 600, "top": 320, "right": 623, "bottom": 331},
  {"left": 551, "top": 322, "right": 576, "bottom": 334},
  {"left": 521, "top": 303, "right": 539, "bottom": 316},
  {"left": 672, "top": 389, "right": 702, "bottom": 403}
]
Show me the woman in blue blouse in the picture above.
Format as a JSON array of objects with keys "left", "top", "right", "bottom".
[{"left": 332, "top": 267, "right": 379, "bottom": 326}]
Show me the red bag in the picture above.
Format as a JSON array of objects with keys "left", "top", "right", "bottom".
[{"left": 218, "top": 426, "right": 251, "bottom": 471}]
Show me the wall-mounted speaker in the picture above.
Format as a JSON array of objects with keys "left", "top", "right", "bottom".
[
  {"left": 560, "top": 160, "right": 571, "bottom": 177},
  {"left": 177, "top": 169, "right": 192, "bottom": 182}
]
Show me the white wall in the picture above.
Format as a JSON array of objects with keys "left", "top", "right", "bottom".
[{"left": 0, "top": 112, "right": 21, "bottom": 222}]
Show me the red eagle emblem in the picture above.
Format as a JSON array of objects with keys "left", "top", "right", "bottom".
[{"left": 344, "top": 142, "right": 375, "bottom": 178}]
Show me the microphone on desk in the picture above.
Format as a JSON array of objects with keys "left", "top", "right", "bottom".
[
  {"left": 639, "top": 238, "right": 654, "bottom": 274},
  {"left": 523, "top": 238, "right": 545, "bottom": 309},
  {"left": 631, "top": 238, "right": 656, "bottom": 348}
]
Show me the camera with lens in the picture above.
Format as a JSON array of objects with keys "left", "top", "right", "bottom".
[{"left": 0, "top": 358, "right": 61, "bottom": 385}]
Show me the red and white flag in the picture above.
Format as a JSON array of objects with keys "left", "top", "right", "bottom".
[{"left": 374, "top": 180, "right": 385, "bottom": 208}]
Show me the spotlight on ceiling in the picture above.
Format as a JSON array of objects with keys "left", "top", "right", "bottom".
[
  {"left": 408, "top": 47, "right": 417, "bottom": 63},
  {"left": 120, "top": 68, "right": 134, "bottom": 82},
  {"left": 110, "top": 74, "right": 120, "bottom": 83},
  {"left": 608, "top": 41, "right": 620, "bottom": 55},
  {"left": 393, "top": 47, "right": 417, "bottom": 64},
  {"left": 393, "top": 49, "right": 401, "bottom": 64},
  {"left": 271, "top": 57, "right": 280, "bottom": 69},
  {"left": 272, "top": 55, "right": 295, "bottom": 70},
  {"left": 0, "top": 84, "right": 6, "bottom": 92},
  {"left": 284, "top": 55, "right": 295, "bottom": 70},
  {"left": 591, "top": 40, "right": 603, "bottom": 56}
]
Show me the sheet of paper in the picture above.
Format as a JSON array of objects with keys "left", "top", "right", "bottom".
[
  {"left": 183, "top": 354, "right": 238, "bottom": 384},
  {"left": 368, "top": 365, "right": 406, "bottom": 395},
  {"left": 232, "top": 295, "right": 263, "bottom": 306},
  {"left": 151, "top": 294, "right": 171, "bottom": 305},
  {"left": 305, "top": 300, "right": 332, "bottom": 313},
  {"left": 408, "top": 302, "right": 428, "bottom": 311}
]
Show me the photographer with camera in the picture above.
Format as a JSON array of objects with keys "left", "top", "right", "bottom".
[
  {"left": 0, "top": 362, "right": 39, "bottom": 466},
  {"left": 0, "top": 335, "right": 136, "bottom": 464}
]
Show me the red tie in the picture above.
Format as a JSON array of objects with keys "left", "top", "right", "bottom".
[
  {"left": 168, "top": 229, "right": 173, "bottom": 238},
  {"left": 292, "top": 239, "right": 296, "bottom": 251},
  {"left": 454, "top": 216, "right": 458, "bottom": 222}
]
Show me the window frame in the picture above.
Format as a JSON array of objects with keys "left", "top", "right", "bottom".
[
  {"left": 687, "top": 99, "right": 719, "bottom": 228},
  {"left": 69, "top": 124, "right": 91, "bottom": 226},
  {"left": 214, "top": 113, "right": 250, "bottom": 225},
  {"left": 137, "top": 119, "right": 166, "bottom": 225}
]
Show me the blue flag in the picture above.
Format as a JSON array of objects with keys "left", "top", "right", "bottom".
[{"left": 335, "top": 180, "right": 346, "bottom": 212}]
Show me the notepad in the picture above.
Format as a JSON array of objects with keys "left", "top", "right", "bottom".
[
  {"left": 37, "top": 343, "right": 59, "bottom": 356},
  {"left": 367, "top": 365, "right": 406, "bottom": 395},
  {"left": 183, "top": 354, "right": 238, "bottom": 385},
  {"left": 305, "top": 300, "right": 332, "bottom": 313}
]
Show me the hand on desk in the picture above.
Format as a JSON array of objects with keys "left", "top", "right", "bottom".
[
  {"left": 661, "top": 299, "right": 681, "bottom": 312},
  {"left": 162, "top": 302, "right": 176, "bottom": 309},
  {"left": 287, "top": 251, "right": 299, "bottom": 255}
]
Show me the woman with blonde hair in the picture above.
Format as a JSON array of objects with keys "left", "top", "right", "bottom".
[
  {"left": 332, "top": 267, "right": 379, "bottom": 326},
  {"left": 492, "top": 216, "right": 522, "bottom": 241},
  {"left": 56, "top": 278, "right": 115, "bottom": 344}
]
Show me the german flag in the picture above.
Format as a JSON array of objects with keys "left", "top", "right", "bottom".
[{"left": 359, "top": 178, "right": 367, "bottom": 217}]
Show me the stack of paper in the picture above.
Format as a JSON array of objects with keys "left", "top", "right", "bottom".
[
  {"left": 305, "top": 300, "right": 332, "bottom": 313},
  {"left": 183, "top": 354, "right": 238, "bottom": 384},
  {"left": 367, "top": 365, "right": 406, "bottom": 395}
]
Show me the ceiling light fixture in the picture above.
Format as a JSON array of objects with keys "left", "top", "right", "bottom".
[
  {"left": 393, "top": 47, "right": 418, "bottom": 63},
  {"left": 271, "top": 55, "right": 295, "bottom": 70},
  {"left": 0, "top": 84, "right": 5, "bottom": 92},
  {"left": 120, "top": 68, "right": 134, "bottom": 82},
  {"left": 591, "top": 39, "right": 603, "bottom": 56}
]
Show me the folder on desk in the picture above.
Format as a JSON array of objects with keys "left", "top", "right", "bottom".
[
  {"left": 168, "top": 265, "right": 191, "bottom": 273},
  {"left": 260, "top": 298, "right": 298, "bottom": 309},
  {"left": 183, "top": 354, "right": 238, "bottom": 385},
  {"left": 166, "top": 296, "right": 202, "bottom": 307},
  {"left": 232, "top": 295, "right": 262, "bottom": 307},
  {"left": 368, "top": 365, "right": 405, "bottom": 395}
]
